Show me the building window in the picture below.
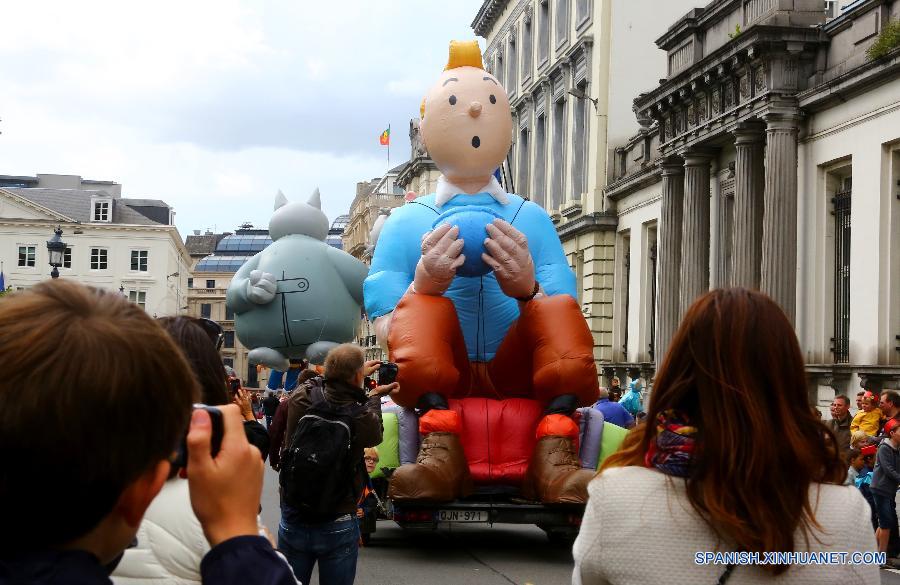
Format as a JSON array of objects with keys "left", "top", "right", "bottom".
[
  {"left": 90, "top": 248, "right": 108, "bottom": 270},
  {"left": 576, "top": 0, "right": 589, "bottom": 25},
  {"left": 648, "top": 237, "right": 658, "bottom": 363},
  {"left": 17, "top": 245, "right": 36, "bottom": 268},
  {"left": 223, "top": 357, "right": 234, "bottom": 369},
  {"left": 187, "top": 277, "right": 194, "bottom": 288},
  {"left": 522, "top": 17, "right": 533, "bottom": 80},
  {"left": 518, "top": 126, "right": 530, "bottom": 199},
  {"left": 621, "top": 234, "right": 631, "bottom": 362},
  {"left": 247, "top": 363, "right": 259, "bottom": 388},
  {"left": 507, "top": 36, "right": 517, "bottom": 95},
  {"left": 63, "top": 247, "right": 72, "bottom": 269},
  {"left": 571, "top": 82, "right": 587, "bottom": 197},
  {"left": 538, "top": 0, "right": 550, "bottom": 64},
  {"left": 551, "top": 97, "right": 566, "bottom": 209},
  {"left": 128, "top": 290, "right": 147, "bottom": 310},
  {"left": 534, "top": 114, "right": 547, "bottom": 209},
  {"left": 555, "top": 0, "right": 569, "bottom": 48},
  {"left": 496, "top": 52, "right": 504, "bottom": 87},
  {"left": 225, "top": 306, "right": 235, "bottom": 321},
  {"left": 223, "top": 330, "right": 235, "bottom": 349},
  {"left": 130, "top": 250, "right": 148, "bottom": 272},
  {"left": 206, "top": 279, "right": 215, "bottom": 289},
  {"left": 832, "top": 175, "right": 852, "bottom": 364},
  {"left": 200, "top": 303, "right": 211, "bottom": 319},
  {"left": 93, "top": 201, "right": 109, "bottom": 222}
]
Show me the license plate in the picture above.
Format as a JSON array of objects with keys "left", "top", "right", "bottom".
[{"left": 437, "top": 509, "right": 488, "bottom": 522}]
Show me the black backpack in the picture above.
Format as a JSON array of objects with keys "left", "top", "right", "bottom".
[{"left": 279, "top": 380, "right": 363, "bottom": 521}]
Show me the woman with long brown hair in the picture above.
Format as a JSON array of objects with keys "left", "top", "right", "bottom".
[{"left": 573, "top": 288, "right": 877, "bottom": 584}]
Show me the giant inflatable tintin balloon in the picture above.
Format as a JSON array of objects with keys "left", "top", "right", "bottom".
[
  {"left": 226, "top": 189, "right": 368, "bottom": 370},
  {"left": 363, "top": 40, "right": 599, "bottom": 506}
]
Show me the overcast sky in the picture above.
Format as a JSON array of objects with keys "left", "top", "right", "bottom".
[{"left": 0, "top": 0, "right": 482, "bottom": 236}]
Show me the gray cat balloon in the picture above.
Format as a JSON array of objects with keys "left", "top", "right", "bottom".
[{"left": 226, "top": 188, "right": 368, "bottom": 369}]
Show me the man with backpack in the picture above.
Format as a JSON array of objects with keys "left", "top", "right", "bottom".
[{"left": 278, "top": 344, "right": 398, "bottom": 585}]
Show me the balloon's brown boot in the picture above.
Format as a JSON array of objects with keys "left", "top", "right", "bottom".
[
  {"left": 523, "top": 434, "right": 593, "bottom": 504},
  {"left": 388, "top": 431, "right": 473, "bottom": 502}
]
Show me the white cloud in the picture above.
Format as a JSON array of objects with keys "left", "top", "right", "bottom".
[{"left": 0, "top": 0, "right": 483, "bottom": 236}]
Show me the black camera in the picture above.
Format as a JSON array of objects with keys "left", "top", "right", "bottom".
[
  {"left": 229, "top": 378, "right": 241, "bottom": 395},
  {"left": 377, "top": 362, "right": 399, "bottom": 386},
  {"left": 171, "top": 404, "right": 224, "bottom": 470}
]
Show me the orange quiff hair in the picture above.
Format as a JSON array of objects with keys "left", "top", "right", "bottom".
[{"left": 421, "top": 40, "right": 485, "bottom": 119}]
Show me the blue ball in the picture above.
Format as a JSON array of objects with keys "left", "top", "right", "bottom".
[{"left": 433, "top": 207, "right": 500, "bottom": 277}]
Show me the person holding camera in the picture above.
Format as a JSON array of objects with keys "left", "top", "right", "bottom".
[
  {"left": 278, "top": 344, "right": 398, "bottom": 585},
  {"left": 0, "top": 280, "right": 296, "bottom": 585}
]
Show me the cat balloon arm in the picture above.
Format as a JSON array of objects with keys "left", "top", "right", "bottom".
[{"left": 226, "top": 256, "right": 276, "bottom": 314}]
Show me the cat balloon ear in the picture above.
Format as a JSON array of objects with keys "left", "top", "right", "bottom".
[
  {"left": 274, "top": 190, "right": 288, "bottom": 211},
  {"left": 308, "top": 188, "right": 322, "bottom": 210}
]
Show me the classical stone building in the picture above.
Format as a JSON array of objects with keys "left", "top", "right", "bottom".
[
  {"left": 472, "top": 0, "right": 697, "bottom": 377},
  {"left": 607, "top": 0, "right": 900, "bottom": 399},
  {"left": 0, "top": 173, "right": 190, "bottom": 315},
  {"left": 342, "top": 165, "right": 408, "bottom": 360},
  {"left": 186, "top": 226, "right": 272, "bottom": 389},
  {"left": 396, "top": 118, "right": 442, "bottom": 196}
]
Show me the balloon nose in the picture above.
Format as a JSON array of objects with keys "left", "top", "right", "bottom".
[{"left": 469, "top": 102, "right": 482, "bottom": 118}]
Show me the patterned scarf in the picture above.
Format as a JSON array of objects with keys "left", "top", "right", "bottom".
[{"left": 645, "top": 409, "right": 698, "bottom": 478}]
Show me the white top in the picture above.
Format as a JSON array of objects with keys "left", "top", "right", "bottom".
[
  {"left": 573, "top": 466, "right": 879, "bottom": 585},
  {"left": 111, "top": 479, "right": 273, "bottom": 585}
]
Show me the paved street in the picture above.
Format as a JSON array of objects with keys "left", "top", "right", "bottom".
[
  {"left": 261, "top": 464, "right": 900, "bottom": 585},
  {"left": 260, "top": 465, "right": 573, "bottom": 585}
]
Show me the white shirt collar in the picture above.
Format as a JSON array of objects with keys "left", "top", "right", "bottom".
[{"left": 434, "top": 175, "right": 509, "bottom": 207}]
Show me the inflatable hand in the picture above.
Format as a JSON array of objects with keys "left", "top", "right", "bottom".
[
  {"left": 481, "top": 219, "right": 536, "bottom": 299},
  {"left": 413, "top": 223, "right": 466, "bottom": 296},
  {"left": 247, "top": 270, "right": 277, "bottom": 304}
]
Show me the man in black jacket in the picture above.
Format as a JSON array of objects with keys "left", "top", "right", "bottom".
[
  {"left": 279, "top": 344, "right": 397, "bottom": 585},
  {"left": 0, "top": 281, "right": 296, "bottom": 585},
  {"left": 262, "top": 392, "right": 281, "bottom": 428}
]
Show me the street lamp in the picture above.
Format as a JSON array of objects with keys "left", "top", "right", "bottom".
[
  {"left": 46, "top": 226, "right": 66, "bottom": 279},
  {"left": 567, "top": 88, "right": 599, "bottom": 110}
]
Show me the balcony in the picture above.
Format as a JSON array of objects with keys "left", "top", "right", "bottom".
[{"left": 187, "top": 288, "right": 227, "bottom": 297}]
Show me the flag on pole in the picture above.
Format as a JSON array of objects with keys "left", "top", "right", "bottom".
[
  {"left": 379, "top": 127, "right": 390, "bottom": 146},
  {"left": 0, "top": 265, "right": 5, "bottom": 291}
]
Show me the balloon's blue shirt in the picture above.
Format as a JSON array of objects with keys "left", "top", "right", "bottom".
[{"left": 364, "top": 189, "right": 577, "bottom": 361}]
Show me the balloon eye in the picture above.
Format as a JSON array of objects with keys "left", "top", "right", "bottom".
[
  {"left": 449, "top": 95, "right": 457, "bottom": 105},
  {"left": 489, "top": 94, "right": 497, "bottom": 104}
]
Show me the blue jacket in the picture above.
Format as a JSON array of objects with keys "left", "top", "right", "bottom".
[
  {"left": 0, "top": 536, "right": 296, "bottom": 585},
  {"left": 619, "top": 382, "right": 644, "bottom": 417},
  {"left": 364, "top": 192, "right": 575, "bottom": 361}
]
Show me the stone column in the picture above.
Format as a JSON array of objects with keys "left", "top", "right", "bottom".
[
  {"left": 680, "top": 150, "right": 714, "bottom": 316},
  {"left": 731, "top": 121, "right": 766, "bottom": 289},
  {"left": 656, "top": 157, "right": 685, "bottom": 368},
  {"left": 761, "top": 110, "right": 801, "bottom": 325}
]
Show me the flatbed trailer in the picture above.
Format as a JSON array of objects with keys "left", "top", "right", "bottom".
[{"left": 388, "top": 497, "right": 584, "bottom": 543}]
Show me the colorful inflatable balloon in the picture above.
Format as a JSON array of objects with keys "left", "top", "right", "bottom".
[
  {"left": 364, "top": 40, "right": 599, "bottom": 505},
  {"left": 226, "top": 189, "right": 368, "bottom": 370}
]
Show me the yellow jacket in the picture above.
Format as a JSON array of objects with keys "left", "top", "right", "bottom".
[{"left": 851, "top": 408, "right": 883, "bottom": 436}]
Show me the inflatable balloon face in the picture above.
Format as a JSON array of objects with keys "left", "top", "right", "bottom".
[
  {"left": 226, "top": 189, "right": 368, "bottom": 370},
  {"left": 420, "top": 42, "right": 512, "bottom": 183}
]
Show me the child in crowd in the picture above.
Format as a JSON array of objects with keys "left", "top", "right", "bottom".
[
  {"left": 357, "top": 447, "right": 381, "bottom": 546},
  {"left": 854, "top": 445, "right": 878, "bottom": 530},
  {"left": 852, "top": 392, "right": 883, "bottom": 436},
  {"left": 0, "top": 281, "right": 295, "bottom": 585}
]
